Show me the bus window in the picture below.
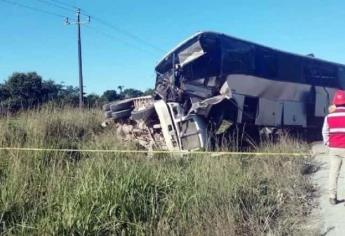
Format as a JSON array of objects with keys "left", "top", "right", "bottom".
[
  {"left": 255, "top": 49, "right": 278, "bottom": 79},
  {"left": 278, "top": 54, "right": 303, "bottom": 83},
  {"left": 182, "top": 53, "right": 220, "bottom": 80},
  {"left": 338, "top": 67, "right": 345, "bottom": 89},
  {"left": 221, "top": 38, "right": 255, "bottom": 75},
  {"left": 304, "top": 62, "right": 337, "bottom": 87}
]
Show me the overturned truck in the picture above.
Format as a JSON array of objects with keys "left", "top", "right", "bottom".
[{"left": 103, "top": 31, "right": 345, "bottom": 151}]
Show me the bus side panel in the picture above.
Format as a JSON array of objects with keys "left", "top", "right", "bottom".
[{"left": 255, "top": 98, "right": 283, "bottom": 126}]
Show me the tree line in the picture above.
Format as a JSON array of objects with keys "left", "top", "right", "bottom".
[{"left": 0, "top": 72, "right": 153, "bottom": 113}]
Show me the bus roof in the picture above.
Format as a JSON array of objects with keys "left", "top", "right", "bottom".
[{"left": 156, "top": 31, "right": 345, "bottom": 71}]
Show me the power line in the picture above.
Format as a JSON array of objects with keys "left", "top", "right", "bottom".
[
  {"left": 74, "top": 7, "right": 165, "bottom": 53},
  {"left": 47, "top": 0, "right": 77, "bottom": 9},
  {"left": 91, "top": 16, "right": 165, "bottom": 53},
  {"left": 34, "top": 0, "right": 74, "bottom": 12},
  {"left": 84, "top": 25, "right": 160, "bottom": 57},
  {"left": 0, "top": 0, "right": 66, "bottom": 18},
  {"left": 8, "top": 0, "right": 165, "bottom": 54}
]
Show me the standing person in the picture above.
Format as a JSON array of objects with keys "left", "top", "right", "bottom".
[{"left": 322, "top": 90, "right": 345, "bottom": 205}]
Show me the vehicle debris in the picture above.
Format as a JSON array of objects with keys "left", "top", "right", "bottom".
[{"left": 103, "top": 31, "right": 345, "bottom": 151}]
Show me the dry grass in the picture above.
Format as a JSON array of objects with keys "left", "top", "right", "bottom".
[{"left": 0, "top": 107, "right": 315, "bottom": 235}]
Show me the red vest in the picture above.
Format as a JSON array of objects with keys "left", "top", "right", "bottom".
[{"left": 327, "top": 107, "right": 345, "bottom": 148}]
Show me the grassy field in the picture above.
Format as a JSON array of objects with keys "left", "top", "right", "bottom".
[{"left": 0, "top": 107, "right": 315, "bottom": 235}]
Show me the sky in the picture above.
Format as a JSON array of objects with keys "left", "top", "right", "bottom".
[{"left": 1, "top": 0, "right": 345, "bottom": 95}]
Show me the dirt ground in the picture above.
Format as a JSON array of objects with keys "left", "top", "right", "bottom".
[{"left": 311, "top": 143, "right": 345, "bottom": 236}]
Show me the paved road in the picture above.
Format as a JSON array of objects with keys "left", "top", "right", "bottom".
[{"left": 312, "top": 143, "right": 345, "bottom": 236}]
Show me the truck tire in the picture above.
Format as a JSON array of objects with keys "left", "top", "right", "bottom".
[
  {"left": 110, "top": 99, "right": 134, "bottom": 112},
  {"left": 104, "top": 111, "right": 112, "bottom": 119},
  {"left": 111, "top": 108, "right": 133, "bottom": 120},
  {"left": 131, "top": 105, "right": 155, "bottom": 122},
  {"left": 103, "top": 103, "right": 111, "bottom": 111}
]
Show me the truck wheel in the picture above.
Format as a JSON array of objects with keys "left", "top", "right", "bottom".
[
  {"left": 110, "top": 99, "right": 134, "bottom": 112},
  {"left": 104, "top": 111, "right": 112, "bottom": 118},
  {"left": 111, "top": 108, "right": 133, "bottom": 120},
  {"left": 103, "top": 103, "right": 111, "bottom": 111},
  {"left": 131, "top": 105, "right": 155, "bottom": 122}
]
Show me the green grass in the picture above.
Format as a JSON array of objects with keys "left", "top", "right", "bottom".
[{"left": 0, "top": 107, "right": 315, "bottom": 235}]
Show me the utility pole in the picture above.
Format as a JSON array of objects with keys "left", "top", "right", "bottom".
[{"left": 65, "top": 9, "right": 90, "bottom": 109}]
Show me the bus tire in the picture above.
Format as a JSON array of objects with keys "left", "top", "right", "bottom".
[
  {"left": 111, "top": 108, "right": 133, "bottom": 120},
  {"left": 131, "top": 105, "right": 155, "bottom": 121}
]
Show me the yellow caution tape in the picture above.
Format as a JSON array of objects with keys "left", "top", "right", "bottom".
[{"left": 0, "top": 147, "right": 310, "bottom": 157}]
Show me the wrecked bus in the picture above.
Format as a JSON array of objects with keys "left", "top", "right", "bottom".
[{"left": 103, "top": 31, "right": 345, "bottom": 151}]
